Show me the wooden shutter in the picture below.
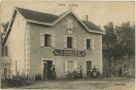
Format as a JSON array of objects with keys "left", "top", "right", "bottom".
[
  {"left": 52, "top": 34, "right": 55, "bottom": 47},
  {"left": 83, "top": 39, "right": 86, "bottom": 49},
  {"left": 73, "top": 37, "right": 76, "bottom": 49},
  {"left": 40, "top": 33, "right": 44, "bottom": 47},
  {"left": 64, "top": 36, "right": 67, "bottom": 48},
  {"left": 92, "top": 39, "right": 95, "bottom": 49}
]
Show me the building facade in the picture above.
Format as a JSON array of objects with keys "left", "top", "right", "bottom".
[{"left": 2, "top": 7, "right": 104, "bottom": 79}]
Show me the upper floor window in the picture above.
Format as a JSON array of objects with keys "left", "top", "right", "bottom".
[
  {"left": 67, "top": 37, "right": 73, "bottom": 48},
  {"left": 86, "top": 39, "right": 91, "bottom": 49},
  {"left": 40, "top": 33, "right": 55, "bottom": 48},
  {"left": 44, "top": 34, "right": 51, "bottom": 47},
  {"left": 67, "top": 19, "right": 73, "bottom": 30},
  {"left": 84, "top": 39, "right": 94, "bottom": 50}
]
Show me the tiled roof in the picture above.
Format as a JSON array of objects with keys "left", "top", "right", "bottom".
[
  {"left": 82, "top": 20, "right": 103, "bottom": 32},
  {"left": 16, "top": 7, "right": 103, "bottom": 32},
  {"left": 16, "top": 7, "right": 59, "bottom": 23},
  {"left": 2, "top": 7, "right": 104, "bottom": 46}
]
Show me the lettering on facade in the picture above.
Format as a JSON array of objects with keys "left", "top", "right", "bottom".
[{"left": 53, "top": 49, "right": 86, "bottom": 57}]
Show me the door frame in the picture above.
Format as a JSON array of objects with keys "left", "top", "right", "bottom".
[
  {"left": 86, "top": 61, "right": 93, "bottom": 76},
  {"left": 41, "top": 58, "right": 54, "bottom": 80}
]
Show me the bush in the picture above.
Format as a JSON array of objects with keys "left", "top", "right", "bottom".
[{"left": 1, "top": 74, "right": 33, "bottom": 88}]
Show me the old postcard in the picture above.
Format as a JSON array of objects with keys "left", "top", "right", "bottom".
[{"left": 0, "top": 0, "right": 135, "bottom": 90}]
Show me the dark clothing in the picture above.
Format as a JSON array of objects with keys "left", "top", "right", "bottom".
[
  {"left": 50, "top": 67, "right": 56, "bottom": 80},
  {"left": 118, "top": 68, "right": 122, "bottom": 77},
  {"left": 93, "top": 67, "right": 97, "bottom": 72},
  {"left": 73, "top": 70, "right": 78, "bottom": 79},
  {"left": 79, "top": 70, "right": 83, "bottom": 78},
  {"left": 97, "top": 71, "right": 100, "bottom": 77},
  {"left": 43, "top": 69, "right": 47, "bottom": 80}
]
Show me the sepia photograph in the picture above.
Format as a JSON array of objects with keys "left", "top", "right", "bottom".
[{"left": 0, "top": 0, "right": 135, "bottom": 90}]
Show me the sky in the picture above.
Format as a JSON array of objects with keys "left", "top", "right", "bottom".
[{"left": 0, "top": 0, "right": 135, "bottom": 29}]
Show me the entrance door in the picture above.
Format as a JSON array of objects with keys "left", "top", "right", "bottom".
[
  {"left": 43, "top": 60, "right": 53, "bottom": 80},
  {"left": 86, "top": 61, "right": 92, "bottom": 76}
]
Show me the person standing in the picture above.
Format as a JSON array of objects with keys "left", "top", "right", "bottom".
[
  {"left": 92, "top": 66, "right": 97, "bottom": 78},
  {"left": 50, "top": 65, "right": 56, "bottom": 80},
  {"left": 78, "top": 66, "right": 83, "bottom": 78},
  {"left": 118, "top": 67, "right": 122, "bottom": 77}
]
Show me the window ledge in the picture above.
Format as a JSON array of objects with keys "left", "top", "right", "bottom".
[{"left": 41, "top": 46, "right": 52, "bottom": 48}]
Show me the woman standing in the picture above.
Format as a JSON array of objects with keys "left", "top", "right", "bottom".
[{"left": 50, "top": 65, "right": 56, "bottom": 80}]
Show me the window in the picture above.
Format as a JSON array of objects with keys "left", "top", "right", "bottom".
[
  {"left": 86, "top": 39, "right": 91, "bottom": 49},
  {"left": 40, "top": 33, "right": 55, "bottom": 47},
  {"left": 67, "top": 19, "right": 73, "bottom": 29},
  {"left": 68, "top": 61, "right": 74, "bottom": 72},
  {"left": 67, "top": 37, "right": 73, "bottom": 48},
  {"left": 85, "top": 39, "right": 94, "bottom": 50},
  {"left": 65, "top": 60, "right": 77, "bottom": 73},
  {"left": 44, "top": 34, "right": 51, "bottom": 47}
]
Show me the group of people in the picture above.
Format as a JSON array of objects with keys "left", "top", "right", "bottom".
[
  {"left": 43, "top": 65, "right": 56, "bottom": 80},
  {"left": 89, "top": 66, "right": 101, "bottom": 78},
  {"left": 43, "top": 65, "right": 100, "bottom": 80},
  {"left": 65, "top": 66, "right": 83, "bottom": 79}
]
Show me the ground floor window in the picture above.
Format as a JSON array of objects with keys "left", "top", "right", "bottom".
[{"left": 68, "top": 61, "right": 74, "bottom": 72}]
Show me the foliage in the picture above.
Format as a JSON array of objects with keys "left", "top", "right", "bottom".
[
  {"left": 1, "top": 74, "right": 33, "bottom": 88},
  {"left": 103, "top": 21, "right": 135, "bottom": 61}
]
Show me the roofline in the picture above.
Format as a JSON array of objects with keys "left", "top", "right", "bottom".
[
  {"left": 27, "top": 19, "right": 105, "bottom": 35},
  {"left": 2, "top": 8, "right": 105, "bottom": 46},
  {"left": 26, "top": 9, "right": 105, "bottom": 34}
]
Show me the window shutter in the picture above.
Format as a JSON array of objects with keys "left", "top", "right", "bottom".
[
  {"left": 73, "top": 37, "right": 76, "bottom": 49},
  {"left": 64, "top": 36, "right": 67, "bottom": 48},
  {"left": 52, "top": 34, "right": 55, "bottom": 47},
  {"left": 40, "top": 33, "right": 44, "bottom": 47},
  {"left": 83, "top": 39, "right": 86, "bottom": 49},
  {"left": 92, "top": 39, "right": 95, "bottom": 49},
  {"left": 65, "top": 60, "right": 68, "bottom": 72}
]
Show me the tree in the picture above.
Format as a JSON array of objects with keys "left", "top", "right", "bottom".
[
  {"left": 103, "top": 22, "right": 117, "bottom": 60},
  {"left": 102, "top": 21, "right": 135, "bottom": 77},
  {"left": 115, "top": 22, "right": 135, "bottom": 57},
  {"left": 103, "top": 21, "right": 135, "bottom": 60}
]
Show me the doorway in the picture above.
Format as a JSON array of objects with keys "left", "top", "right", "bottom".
[
  {"left": 86, "top": 61, "right": 92, "bottom": 76},
  {"left": 43, "top": 60, "right": 53, "bottom": 80}
]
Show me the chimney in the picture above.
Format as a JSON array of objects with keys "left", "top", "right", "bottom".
[{"left": 85, "top": 15, "right": 88, "bottom": 21}]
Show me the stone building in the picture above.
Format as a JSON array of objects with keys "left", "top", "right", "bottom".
[{"left": 1, "top": 7, "right": 104, "bottom": 79}]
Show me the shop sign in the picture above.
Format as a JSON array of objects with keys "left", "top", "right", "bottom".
[{"left": 53, "top": 49, "right": 86, "bottom": 57}]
